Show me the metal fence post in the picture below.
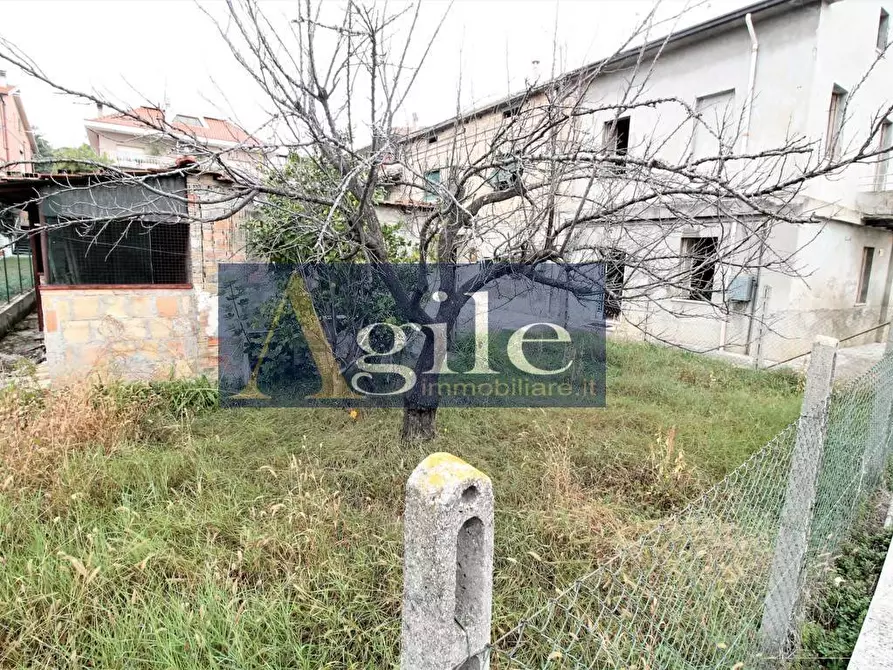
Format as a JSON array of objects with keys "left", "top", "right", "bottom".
[
  {"left": 15, "top": 254, "right": 23, "bottom": 297},
  {"left": 753, "top": 285, "right": 772, "bottom": 369},
  {"left": 2, "top": 255, "right": 9, "bottom": 304},
  {"left": 759, "top": 335, "right": 838, "bottom": 659},
  {"left": 401, "top": 453, "right": 494, "bottom": 670}
]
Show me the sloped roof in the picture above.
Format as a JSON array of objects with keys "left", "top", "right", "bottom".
[
  {"left": 403, "top": 0, "right": 820, "bottom": 142},
  {"left": 88, "top": 106, "right": 259, "bottom": 146}
]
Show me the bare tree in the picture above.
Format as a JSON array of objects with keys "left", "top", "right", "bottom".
[{"left": 1, "top": 0, "right": 892, "bottom": 440}]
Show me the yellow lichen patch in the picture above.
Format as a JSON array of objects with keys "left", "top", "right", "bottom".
[{"left": 413, "top": 452, "right": 491, "bottom": 492}]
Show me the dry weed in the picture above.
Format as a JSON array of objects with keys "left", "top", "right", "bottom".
[
  {"left": 645, "top": 427, "right": 700, "bottom": 509},
  {"left": 0, "top": 379, "right": 164, "bottom": 488}
]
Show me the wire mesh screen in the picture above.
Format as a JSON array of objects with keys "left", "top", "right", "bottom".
[
  {"left": 463, "top": 353, "right": 893, "bottom": 669},
  {"left": 46, "top": 220, "right": 190, "bottom": 285}
]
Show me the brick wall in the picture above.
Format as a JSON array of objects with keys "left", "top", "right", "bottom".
[{"left": 187, "top": 174, "right": 250, "bottom": 378}]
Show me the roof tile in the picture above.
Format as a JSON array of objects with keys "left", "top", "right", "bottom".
[{"left": 90, "top": 106, "right": 259, "bottom": 146}]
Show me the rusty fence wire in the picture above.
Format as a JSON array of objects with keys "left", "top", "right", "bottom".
[{"left": 467, "top": 352, "right": 893, "bottom": 669}]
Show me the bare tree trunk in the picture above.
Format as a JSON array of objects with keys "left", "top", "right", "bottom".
[
  {"left": 401, "top": 402, "right": 438, "bottom": 442},
  {"left": 400, "top": 326, "right": 440, "bottom": 442}
]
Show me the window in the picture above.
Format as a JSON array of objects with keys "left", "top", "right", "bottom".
[
  {"left": 857, "top": 246, "right": 875, "bottom": 304},
  {"left": 427, "top": 135, "right": 438, "bottom": 145},
  {"left": 603, "top": 117, "right": 630, "bottom": 156},
  {"left": 825, "top": 86, "right": 847, "bottom": 160},
  {"left": 876, "top": 120, "right": 892, "bottom": 190},
  {"left": 601, "top": 248, "right": 626, "bottom": 319},
  {"left": 173, "top": 114, "right": 204, "bottom": 127},
  {"left": 423, "top": 169, "right": 441, "bottom": 202},
  {"left": 502, "top": 105, "right": 520, "bottom": 119},
  {"left": 680, "top": 236, "right": 719, "bottom": 301},
  {"left": 879, "top": 9, "right": 890, "bottom": 51},
  {"left": 490, "top": 157, "right": 521, "bottom": 190},
  {"left": 692, "top": 89, "right": 736, "bottom": 160},
  {"left": 47, "top": 220, "right": 190, "bottom": 285}
]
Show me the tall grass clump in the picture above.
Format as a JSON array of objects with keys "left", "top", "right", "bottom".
[
  {"left": 0, "top": 381, "right": 169, "bottom": 488},
  {"left": 0, "top": 377, "right": 217, "bottom": 489}
]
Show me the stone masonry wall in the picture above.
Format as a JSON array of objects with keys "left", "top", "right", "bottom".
[
  {"left": 42, "top": 287, "right": 199, "bottom": 380},
  {"left": 40, "top": 173, "right": 250, "bottom": 381}
]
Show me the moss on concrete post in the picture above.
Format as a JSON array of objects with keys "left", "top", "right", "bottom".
[{"left": 401, "top": 453, "right": 494, "bottom": 670}]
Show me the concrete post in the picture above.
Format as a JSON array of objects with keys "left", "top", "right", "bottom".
[
  {"left": 401, "top": 453, "right": 494, "bottom": 670},
  {"left": 759, "top": 336, "right": 838, "bottom": 659}
]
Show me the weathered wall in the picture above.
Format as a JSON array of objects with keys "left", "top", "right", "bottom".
[
  {"left": 756, "top": 218, "right": 893, "bottom": 359},
  {"left": 0, "top": 92, "right": 33, "bottom": 174},
  {"left": 799, "top": 0, "right": 893, "bottom": 221},
  {"left": 41, "top": 287, "right": 199, "bottom": 380},
  {"left": 40, "top": 172, "right": 250, "bottom": 381},
  {"left": 589, "top": 215, "right": 893, "bottom": 361},
  {"left": 187, "top": 173, "right": 251, "bottom": 377},
  {"left": 382, "top": 2, "right": 893, "bottom": 362}
]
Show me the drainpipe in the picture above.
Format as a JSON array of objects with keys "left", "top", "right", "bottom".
[
  {"left": 720, "top": 12, "right": 759, "bottom": 352},
  {"left": 741, "top": 14, "right": 759, "bottom": 154}
]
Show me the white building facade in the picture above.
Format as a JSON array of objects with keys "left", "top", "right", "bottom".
[{"left": 382, "top": 0, "right": 893, "bottom": 362}]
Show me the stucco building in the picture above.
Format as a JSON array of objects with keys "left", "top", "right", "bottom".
[
  {"left": 380, "top": 0, "right": 893, "bottom": 362},
  {"left": 0, "top": 71, "right": 36, "bottom": 176},
  {"left": 85, "top": 105, "right": 262, "bottom": 171}
]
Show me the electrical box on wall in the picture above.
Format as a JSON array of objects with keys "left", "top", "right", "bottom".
[{"left": 727, "top": 275, "right": 756, "bottom": 302}]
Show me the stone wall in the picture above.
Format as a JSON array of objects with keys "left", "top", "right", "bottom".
[
  {"left": 41, "top": 287, "right": 199, "bottom": 380},
  {"left": 39, "top": 173, "right": 251, "bottom": 381}
]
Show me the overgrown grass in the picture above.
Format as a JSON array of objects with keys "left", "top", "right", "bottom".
[
  {"left": 798, "top": 492, "right": 893, "bottom": 670},
  {"left": 0, "top": 342, "right": 803, "bottom": 668}
]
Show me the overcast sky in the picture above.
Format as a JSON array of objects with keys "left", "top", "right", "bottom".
[{"left": 0, "top": 0, "right": 753, "bottom": 148}]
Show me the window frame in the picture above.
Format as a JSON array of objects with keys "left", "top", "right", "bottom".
[
  {"left": 603, "top": 117, "right": 630, "bottom": 156},
  {"left": 502, "top": 105, "right": 521, "bottom": 119},
  {"left": 45, "top": 218, "right": 192, "bottom": 287},
  {"left": 825, "top": 86, "right": 848, "bottom": 161},
  {"left": 600, "top": 248, "right": 626, "bottom": 319},
  {"left": 875, "top": 119, "right": 893, "bottom": 190},
  {"left": 423, "top": 168, "right": 442, "bottom": 202},
  {"left": 692, "top": 89, "right": 737, "bottom": 161},
  {"left": 172, "top": 114, "right": 206, "bottom": 128},
  {"left": 489, "top": 156, "right": 521, "bottom": 191},
  {"left": 857, "top": 246, "right": 875, "bottom": 305},
  {"left": 679, "top": 235, "right": 720, "bottom": 302}
]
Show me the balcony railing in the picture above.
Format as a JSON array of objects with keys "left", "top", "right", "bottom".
[
  {"left": 856, "top": 166, "right": 893, "bottom": 192},
  {"left": 112, "top": 153, "right": 176, "bottom": 169},
  {"left": 856, "top": 169, "right": 893, "bottom": 219}
]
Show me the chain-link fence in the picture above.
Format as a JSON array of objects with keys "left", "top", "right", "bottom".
[{"left": 448, "top": 345, "right": 893, "bottom": 669}]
